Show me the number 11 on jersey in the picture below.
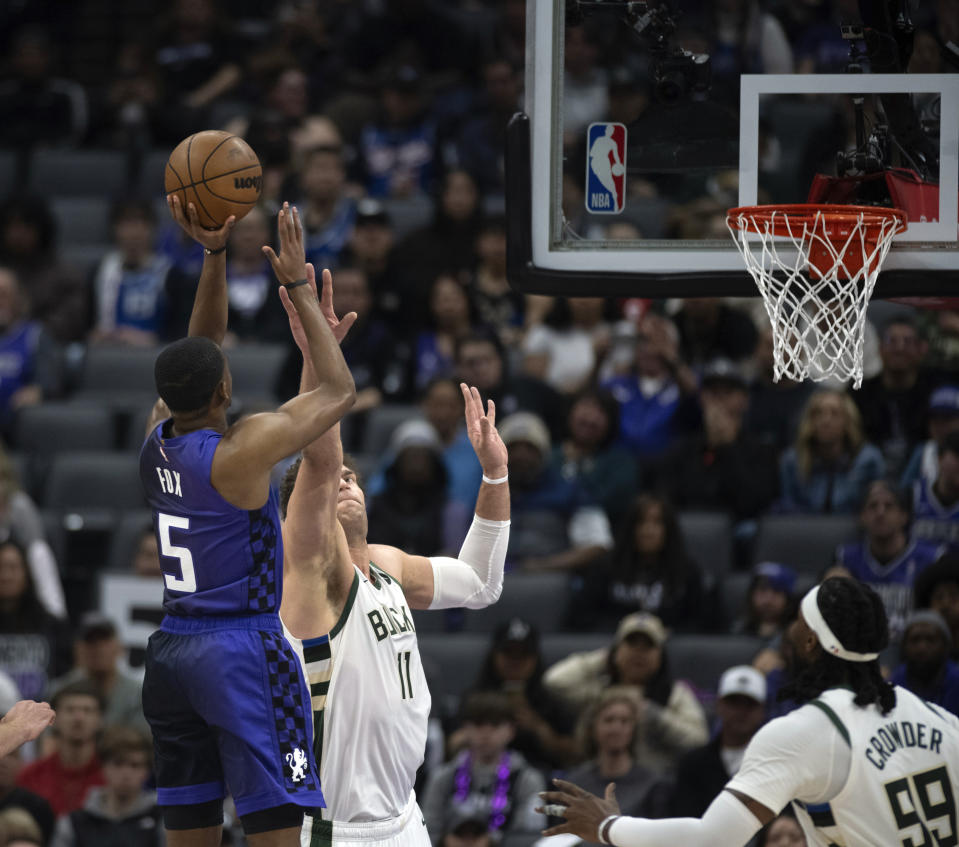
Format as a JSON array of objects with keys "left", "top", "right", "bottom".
[{"left": 397, "top": 651, "right": 413, "bottom": 699}]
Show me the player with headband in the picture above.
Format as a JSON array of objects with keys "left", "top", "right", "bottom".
[{"left": 539, "top": 577, "right": 959, "bottom": 847}]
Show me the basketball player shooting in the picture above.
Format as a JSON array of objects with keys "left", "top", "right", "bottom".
[
  {"left": 538, "top": 578, "right": 959, "bottom": 847},
  {"left": 277, "top": 268, "right": 510, "bottom": 847},
  {"left": 139, "top": 198, "right": 355, "bottom": 847}
]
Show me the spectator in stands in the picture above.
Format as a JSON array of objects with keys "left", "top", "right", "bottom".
[
  {"left": 222, "top": 206, "right": 288, "bottom": 343},
  {"left": 461, "top": 619, "right": 576, "bottom": 771},
  {"left": 51, "top": 725, "right": 160, "bottom": 847},
  {"left": 89, "top": 199, "right": 182, "bottom": 346},
  {"left": 758, "top": 810, "right": 807, "bottom": 847},
  {"left": 0, "top": 26, "right": 88, "bottom": 148},
  {"left": 657, "top": 357, "right": 779, "bottom": 526},
  {"left": 911, "top": 430, "right": 959, "bottom": 549},
  {"left": 344, "top": 199, "right": 403, "bottom": 322},
  {"left": 276, "top": 266, "right": 408, "bottom": 412},
  {"left": 920, "top": 307, "right": 959, "bottom": 372},
  {"left": 454, "top": 332, "right": 565, "bottom": 439},
  {"left": 522, "top": 297, "right": 615, "bottom": 396},
  {"left": 0, "top": 540, "right": 71, "bottom": 701},
  {"left": 890, "top": 610, "right": 959, "bottom": 716},
  {"left": 0, "top": 267, "right": 63, "bottom": 439},
  {"left": 367, "top": 419, "right": 466, "bottom": 556},
  {"left": 732, "top": 562, "right": 797, "bottom": 641},
  {"left": 454, "top": 57, "right": 522, "bottom": 203},
  {"left": 413, "top": 273, "right": 479, "bottom": 394},
  {"left": 0, "top": 806, "right": 44, "bottom": 846},
  {"left": 901, "top": 385, "right": 959, "bottom": 489},
  {"left": 298, "top": 143, "right": 357, "bottom": 271},
  {"left": 565, "top": 687, "right": 670, "bottom": 819},
  {"left": 436, "top": 816, "right": 492, "bottom": 847},
  {"left": 129, "top": 525, "right": 160, "bottom": 578},
  {"left": 602, "top": 312, "right": 698, "bottom": 464},
  {"left": 569, "top": 493, "right": 706, "bottom": 632},
  {"left": 150, "top": 0, "right": 242, "bottom": 142},
  {"left": 854, "top": 315, "right": 944, "bottom": 480},
  {"left": 744, "top": 326, "right": 813, "bottom": 453},
  {"left": 835, "top": 480, "right": 944, "bottom": 641},
  {"left": 394, "top": 169, "right": 483, "bottom": 319},
  {"left": 671, "top": 299, "right": 759, "bottom": 369},
  {"left": 549, "top": 387, "right": 639, "bottom": 531},
  {"left": 421, "top": 691, "right": 545, "bottom": 846},
  {"left": 0, "top": 197, "right": 88, "bottom": 345},
  {"left": 778, "top": 388, "right": 885, "bottom": 514},
  {"left": 415, "top": 376, "right": 482, "bottom": 513},
  {"left": 0, "top": 725, "right": 54, "bottom": 844},
  {"left": 671, "top": 665, "right": 767, "bottom": 817},
  {"left": 47, "top": 613, "right": 147, "bottom": 736},
  {"left": 467, "top": 217, "right": 525, "bottom": 348},
  {"left": 914, "top": 554, "right": 959, "bottom": 661},
  {"left": 543, "top": 612, "right": 708, "bottom": 775},
  {"left": 17, "top": 681, "right": 105, "bottom": 818},
  {"left": 356, "top": 62, "right": 437, "bottom": 199},
  {"left": 562, "top": 25, "right": 608, "bottom": 145},
  {"left": 499, "top": 411, "right": 613, "bottom": 572}
]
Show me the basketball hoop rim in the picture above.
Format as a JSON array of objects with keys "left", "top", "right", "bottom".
[{"left": 726, "top": 203, "right": 908, "bottom": 239}]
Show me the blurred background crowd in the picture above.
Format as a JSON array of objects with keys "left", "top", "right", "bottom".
[{"left": 0, "top": 0, "right": 957, "bottom": 846}]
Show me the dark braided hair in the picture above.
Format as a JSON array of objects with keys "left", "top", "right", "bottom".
[{"left": 780, "top": 577, "right": 897, "bottom": 715}]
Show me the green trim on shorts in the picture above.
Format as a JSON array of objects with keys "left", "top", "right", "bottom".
[{"left": 309, "top": 815, "right": 333, "bottom": 847}]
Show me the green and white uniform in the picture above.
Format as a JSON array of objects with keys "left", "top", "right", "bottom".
[
  {"left": 284, "top": 563, "right": 431, "bottom": 847},
  {"left": 727, "top": 686, "right": 959, "bottom": 846}
]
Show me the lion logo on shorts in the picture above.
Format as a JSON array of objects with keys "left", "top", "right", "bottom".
[{"left": 286, "top": 747, "right": 309, "bottom": 783}]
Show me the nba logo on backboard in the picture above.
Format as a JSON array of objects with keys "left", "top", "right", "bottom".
[{"left": 586, "top": 123, "right": 626, "bottom": 214}]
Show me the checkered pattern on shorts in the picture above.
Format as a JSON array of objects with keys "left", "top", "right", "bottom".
[
  {"left": 247, "top": 508, "right": 278, "bottom": 612},
  {"left": 260, "top": 630, "right": 319, "bottom": 794}
]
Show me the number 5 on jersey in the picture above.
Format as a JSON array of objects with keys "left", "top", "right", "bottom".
[{"left": 158, "top": 513, "right": 196, "bottom": 593}]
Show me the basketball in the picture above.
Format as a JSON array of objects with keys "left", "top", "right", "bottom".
[
  {"left": 611, "top": 163, "right": 625, "bottom": 177},
  {"left": 164, "top": 130, "right": 262, "bottom": 229}
]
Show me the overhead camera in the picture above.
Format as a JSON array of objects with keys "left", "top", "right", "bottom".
[{"left": 571, "top": 0, "right": 711, "bottom": 103}]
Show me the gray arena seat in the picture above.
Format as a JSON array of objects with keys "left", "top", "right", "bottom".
[
  {"left": 417, "top": 633, "right": 489, "bottom": 717},
  {"left": 80, "top": 346, "right": 160, "bottom": 393},
  {"left": 678, "top": 510, "right": 733, "bottom": 578},
  {"left": 107, "top": 509, "right": 154, "bottom": 572},
  {"left": 44, "top": 452, "right": 144, "bottom": 511},
  {"left": 753, "top": 514, "right": 859, "bottom": 575},
  {"left": 666, "top": 634, "right": 766, "bottom": 693},
  {"left": 461, "top": 572, "right": 571, "bottom": 634},
  {"left": 720, "top": 572, "right": 754, "bottom": 626},
  {"left": 28, "top": 149, "right": 128, "bottom": 197},
  {"left": 61, "top": 244, "right": 109, "bottom": 276},
  {"left": 540, "top": 633, "right": 613, "bottom": 668},
  {"left": 226, "top": 344, "right": 288, "bottom": 398},
  {"left": 360, "top": 404, "right": 424, "bottom": 456},
  {"left": 51, "top": 196, "right": 112, "bottom": 246},
  {"left": 136, "top": 149, "right": 172, "bottom": 199}
]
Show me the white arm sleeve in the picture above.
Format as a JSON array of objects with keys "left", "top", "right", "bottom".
[
  {"left": 428, "top": 515, "right": 510, "bottom": 610},
  {"left": 607, "top": 790, "right": 761, "bottom": 847}
]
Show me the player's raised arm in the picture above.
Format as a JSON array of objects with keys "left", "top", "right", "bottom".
[
  {"left": 370, "top": 383, "right": 510, "bottom": 610},
  {"left": 211, "top": 203, "right": 355, "bottom": 508}
]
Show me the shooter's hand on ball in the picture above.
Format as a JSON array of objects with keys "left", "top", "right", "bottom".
[
  {"left": 536, "top": 779, "right": 620, "bottom": 840},
  {"left": 167, "top": 193, "right": 235, "bottom": 250}
]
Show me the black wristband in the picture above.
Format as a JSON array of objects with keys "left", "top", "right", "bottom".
[
  {"left": 282, "top": 278, "right": 309, "bottom": 290},
  {"left": 203, "top": 245, "right": 227, "bottom": 256}
]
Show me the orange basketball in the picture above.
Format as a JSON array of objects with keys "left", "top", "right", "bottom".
[{"left": 164, "top": 130, "right": 262, "bottom": 228}]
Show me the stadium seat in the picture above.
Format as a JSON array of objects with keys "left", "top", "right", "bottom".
[
  {"left": 461, "top": 572, "right": 572, "bottom": 634},
  {"left": 60, "top": 244, "right": 109, "bottom": 276},
  {"left": 666, "top": 634, "right": 766, "bottom": 693},
  {"left": 360, "top": 404, "right": 424, "bottom": 456},
  {"left": 226, "top": 344, "right": 288, "bottom": 398},
  {"left": 107, "top": 509, "right": 154, "bottom": 572},
  {"left": 417, "top": 633, "right": 489, "bottom": 717},
  {"left": 28, "top": 149, "right": 129, "bottom": 197},
  {"left": 678, "top": 510, "right": 733, "bottom": 578},
  {"left": 720, "top": 571, "right": 754, "bottom": 626},
  {"left": 44, "top": 452, "right": 144, "bottom": 511},
  {"left": 540, "top": 633, "right": 611, "bottom": 669},
  {"left": 51, "top": 196, "right": 112, "bottom": 247},
  {"left": 136, "top": 149, "right": 172, "bottom": 199},
  {"left": 79, "top": 346, "right": 160, "bottom": 393},
  {"left": 753, "top": 514, "right": 860, "bottom": 575},
  {"left": 0, "top": 151, "right": 18, "bottom": 194}
]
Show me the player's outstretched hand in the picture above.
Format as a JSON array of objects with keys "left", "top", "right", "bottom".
[
  {"left": 536, "top": 779, "right": 620, "bottom": 840},
  {"left": 318, "top": 267, "right": 357, "bottom": 344},
  {"left": 0, "top": 699, "right": 55, "bottom": 754},
  {"left": 279, "top": 262, "right": 318, "bottom": 359},
  {"left": 167, "top": 194, "right": 234, "bottom": 251},
  {"left": 460, "top": 384, "right": 508, "bottom": 478},
  {"left": 263, "top": 202, "right": 306, "bottom": 287}
]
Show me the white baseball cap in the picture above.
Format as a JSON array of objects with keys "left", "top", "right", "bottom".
[{"left": 717, "top": 665, "right": 766, "bottom": 703}]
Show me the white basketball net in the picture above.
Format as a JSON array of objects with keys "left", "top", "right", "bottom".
[{"left": 727, "top": 207, "right": 903, "bottom": 389}]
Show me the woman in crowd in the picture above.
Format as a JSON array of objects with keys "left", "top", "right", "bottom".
[
  {"left": 412, "top": 273, "right": 480, "bottom": 393},
  {"left": 569, "top": 493, "right": 706, "bottom": 632},
  {"left": 732, "top": 561, "right": 797, "bottom": 641},
  {"left": 543, "top": 612, "right": 708, "bottom": 776},
  {"left": 779, "top": 388, "right": 885, "bottom": 513}
]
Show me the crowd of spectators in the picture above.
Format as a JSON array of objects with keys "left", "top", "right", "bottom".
[{"left": 0, "top": 1, "right": 957, "bottom": 846}]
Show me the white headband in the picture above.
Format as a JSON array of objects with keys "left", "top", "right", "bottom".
[{"left": 800, "top": 585, "right": 880, "bottom": 663}]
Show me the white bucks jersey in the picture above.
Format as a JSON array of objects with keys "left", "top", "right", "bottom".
[
  {"left": 285, "top": 563, "right": 431, "bottom": 826},
  {"left": 793, "top": 686, "right": 959, "bottom": 847}
]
